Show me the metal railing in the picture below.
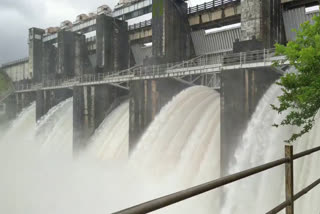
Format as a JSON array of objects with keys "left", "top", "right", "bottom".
[
  {"left": 188, "top": 0, "right": 240, "bottom": 14},
  {"left": 128, "top": 20, "right": 152, "bottom": 31},
  {"left": 113, "top": 144, "right": 320, "bottom": 214},
  {"left": 14, "top": 48, "right": 285, "bottom": 92},
  {"left": 1, "top": 57, "right": 29, "bottom": 69},
  {"left": 126, "top": 0, "right": 241, "bottom": 32}
]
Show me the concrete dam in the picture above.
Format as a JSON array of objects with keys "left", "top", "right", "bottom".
[{"left": 1, "top": 0, "right": 320, "bottom": 213}]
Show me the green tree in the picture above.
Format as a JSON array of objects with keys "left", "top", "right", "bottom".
[
  {"left": 272, "top": 15, "right": 320, "bottom": 143},
  {"left": 0, "top": 68, "right": 10, "bottom": 94}
]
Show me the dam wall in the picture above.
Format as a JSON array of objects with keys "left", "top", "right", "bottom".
[{"left": 4, "top": 0, "right": 313, "bottom": 162}]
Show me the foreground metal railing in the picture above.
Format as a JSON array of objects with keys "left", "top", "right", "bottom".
[
  {"left": 14, "top": 48, "right": 285, "bottom": 92},
  {"left": 113, "top": 144, "right": 320, "bottom": 214}
]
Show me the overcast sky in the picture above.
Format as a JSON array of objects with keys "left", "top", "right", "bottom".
[{"left": 0, "top": 0, "right": 206, "bottom": 65}]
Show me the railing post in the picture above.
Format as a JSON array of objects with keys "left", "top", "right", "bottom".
[{"left": 285, "top": 144, "right": 294, "bottom": 214}]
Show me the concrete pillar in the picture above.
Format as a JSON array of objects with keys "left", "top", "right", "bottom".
[
  {"left": 152, "top": 0, "right": 194, "bottom": 63},
  {"left": 29, "top": 28, "right": 45, "bottom": 82},
  {"left": 96, "top": 14, "right": 129, "bottom": 73},
  {"left": 4, "top": 94, "right": 18, "bottom": 120},
  {"left": 129, "top": 79, "right": 189, "bottom": 151},
  {"left": 36, "top": 89, "right": 72, "bottom": 121},
  {"left": 13, "top": 92, "right": 36, "bottom": 115},
  {"left": 220, "top": 68, "right": 280, "bottom": 175},
  {"left": 73, "top": 85, "right": 128, "bottom": 153},
  {"left": 57, "top": 31, "right": 75, "bottom": 78},
  {"left": 240, "top": 0, "right": 285, "bottom": 48},
  {"left": 57, "top": 31, "right": 91, "bottom": 79},
  {"left": 42, "top": 42, "right": 58, "bottom": 80},
  {"left": 36, "top": 90, "right": 45, "bottom": 121}
]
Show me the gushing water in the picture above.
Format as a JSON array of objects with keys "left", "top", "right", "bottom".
[
  {"left": 1, "top": 82, "right": 319, "bottom": 214},
  {"left": 130, "top": 86, "right": 221, "bottom": 213},
  {"left": 36, "top": 98, "right": 73, "bottom": 155},
  {"left": 88, "top": 86, "right": 221, "bottom": 213},
  {"left": 88, "top": 101, "right": 129, "bottom": 161},
  {"left": 222, "top": 84, "right": 320, "bottom": 214},
  {"left": 0, "top": 86, "right": 221, "bottom": 214}
]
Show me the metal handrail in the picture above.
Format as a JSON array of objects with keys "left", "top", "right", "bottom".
[
  {"left": 188, "top": 0, "right": 240, "bottom": 15},
  {"left": 14, "top": 48, "right": 283, "bottom": 92},
  {"left": 113, "top": 145, "right": 320, "bottom": 214}
]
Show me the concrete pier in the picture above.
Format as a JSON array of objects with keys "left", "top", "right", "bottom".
[
  {"left": 73, "top": 85, "right": 128, "bottom": 152},
  {"left": 57, "top": 31, "right": 93, "bottom": 78},
  {"left": 96, "top": 14, "right": 129, "bottom": 73},
  {"left": 29, "top": 28, "right": 45, "bottom": 82},
  {"left": 241, "top": 0, "right": 285, "bottom": 48},
  {"left": 4, "top": 92, "right": 35, "bottom": 120},
  {"left": 129, "top": 78, "right": 189, "bottom": 151},
  {"left": 221, "top": 68, "right": 280, "bottom": 174},
  {"left": 152, "top": 0, "right": 194, "bottom": 63},
  {"left": 36, "top": 89, "right": 72, "bottom": 121}
]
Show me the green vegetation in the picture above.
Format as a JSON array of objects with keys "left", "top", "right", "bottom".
[
  {"left": 0, "top": 69, "right": 10, "bottom": 95},
  {"left": 273, "top": 15, "right": 320, "bottom": 143}
]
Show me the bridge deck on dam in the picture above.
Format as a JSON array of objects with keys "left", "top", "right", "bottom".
[{"left": 14, "top": 48, "right": 287, "bottom": 93}]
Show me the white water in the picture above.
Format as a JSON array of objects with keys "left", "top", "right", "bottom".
[
  {"left": 87, "top": 101, "right": 129, "bottom": 161},
  {"left": 222, "top": 84, "right": 320, "bottom": 214},
  {"left": 0, "top": 86, "right": 221, "bottom": 214},
  {"left": 130, "top": 86, "right": 221, "bottom": 213},
  {"left": 1, "top": 83, "right": 319, "bottom": 214},
  {"left": 87, "top": 86, "right": 221, "bottom": 213}
]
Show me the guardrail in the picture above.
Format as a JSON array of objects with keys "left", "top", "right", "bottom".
[
  {"left": 128, "top": 20, "right": 152, "bottom": 31},
  {"left": 112, "top": 144, "right": 320, "bottom": 214},
  {"left": 14, "top": 48, "right": 284, "bottom": 92},
  {"left": 188, "top": 0, "right": 240, "bottom": 14},
  {"left": 127, "top": 0, "right": 241, "bottom": 32},
  {"left": 1, "top": 57, "right": 29, "bottom": 69}
]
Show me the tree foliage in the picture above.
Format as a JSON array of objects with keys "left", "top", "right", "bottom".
[
  {"left": 272, "top": 15, "right": 320, "bottom": 143},
  {"left": 0, "top": 69, "right": 10, "bottom": 94}
]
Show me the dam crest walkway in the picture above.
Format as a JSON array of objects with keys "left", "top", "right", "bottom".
[{"left": 15, "top": 48, "right": 286, "bottom": 93}]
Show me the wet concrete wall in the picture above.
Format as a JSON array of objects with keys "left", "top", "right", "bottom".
[
  {"left": 220, "top": 68, "right": 280, "bottom": 174},
  {"left": 73, "top": 85, "right": 128, "bottom": 152},
  {"left": 36, "top": 89, "right": 72, "bottom": 121},
  {"left": 152, "top": 0, "right": 194, "bottom": 63},
  {"left": 4, "top": 92, "right": 36, "bottom": 120},
  {"left": 129, "top": 78, "right": 189, "bottom": 151},
  {"left": 96, "top": 15, "right": 129, "bottom": 73},
  {"left": 29, "top": 28, "right": 45, "bottom": 82},
  {"left": 241, "top": 0, "right": 285, "bottom": 48}
]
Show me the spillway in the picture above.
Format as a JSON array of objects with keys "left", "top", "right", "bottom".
[
  {"left": 87, "top": 86, "right": 221, "bottom": 213},
  {"left": 0, "top": 86, "right": 221, "bottom": 214},
  {"left": 1, "top": 83, "right": 319, "bottom": 213},
  {"left": 130, "top": 86, "right": 221, "bottom": 213}
]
